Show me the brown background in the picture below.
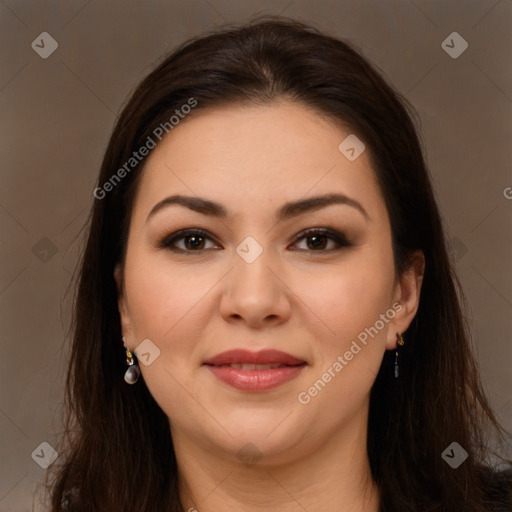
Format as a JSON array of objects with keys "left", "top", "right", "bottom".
[{"left": 0, "top": 0, "right": 511, "bottom": 509}]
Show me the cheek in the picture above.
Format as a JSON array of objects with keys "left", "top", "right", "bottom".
[
  {"left": 294, "top": 261, "right": 395, "bottom": 423},
  {"left": 122, "top": 260, "right": 211, "bottom": 414},
  {"left": 305, "top": 252, "right": 395, "bottom": 349},
  {"left": 123, "top": 253, "right": 227, "bottom": 390},
  {"left": 124, "top": 253, "right": 205, "bottom": 337}
]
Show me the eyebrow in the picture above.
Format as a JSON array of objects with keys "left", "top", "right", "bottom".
[{"left": 145, "top": 192, "right": 370, "bottom": 224}]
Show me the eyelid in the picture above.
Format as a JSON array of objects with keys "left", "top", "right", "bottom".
[
  {"left": 158, "top": 228, "right": 220, "bottom": 251},
  {"left": 289, "top": 227, "right": 351, "bottom": 249},
  {"left": 159, "top": 227, "right": 352, "bottom": 253}
]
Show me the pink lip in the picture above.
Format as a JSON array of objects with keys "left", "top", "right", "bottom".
[
  {"left": 203, "top": 349, "right": 307, "bottom": 391},
  {"left": 204, "top": 349, "right": 305, "bottom": 366}
]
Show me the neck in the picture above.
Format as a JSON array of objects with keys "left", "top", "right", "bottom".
[{"left": 173, "top": 408, "right": 380, "bottom": 512}]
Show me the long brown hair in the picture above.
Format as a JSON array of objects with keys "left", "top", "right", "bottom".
[{"left": 46, "top": 16, "right": 511, "bottom": 511}]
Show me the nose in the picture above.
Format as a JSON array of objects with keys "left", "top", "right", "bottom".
[{"left": 219, "top": 246, "right": 292, "bottom": 329}]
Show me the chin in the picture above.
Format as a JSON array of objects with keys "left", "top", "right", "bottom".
[{"left": 191, "top": 410, "right": 306, "bottom": 459}]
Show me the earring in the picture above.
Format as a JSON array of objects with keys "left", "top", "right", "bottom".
[
  {"left": 394, "top": 332, "right": 405, "bottom": 379},
  {"left": 122, "top": 337, "right": 140, "bottom": 384}
]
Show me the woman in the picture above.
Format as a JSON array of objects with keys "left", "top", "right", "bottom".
[{"left": 46, "top": 17, "right": 511, "bottom": 511}]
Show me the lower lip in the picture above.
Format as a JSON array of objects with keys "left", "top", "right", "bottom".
[{"left": 205, "top": 364, "right": 306, "bottom": 391}]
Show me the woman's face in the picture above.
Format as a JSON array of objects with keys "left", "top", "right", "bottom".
[{"left": 115, "top": 101, "right": 422, "bottom": 466}]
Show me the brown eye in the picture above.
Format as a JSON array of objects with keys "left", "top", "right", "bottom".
[
  {"left": 159, "top": 229, "right": 219, "bottom": 253},
  {"left": 159, "top": 227, "right": 351, "bottom": 254},
  {"left": 305, "top": 234, "right": 329, "bottom": 250},
  {"left": 291, "top": 228, "right": 351, "bottom": 252},
  {"left": 183, "top": 235, "right": 206, "bottom": 250}
]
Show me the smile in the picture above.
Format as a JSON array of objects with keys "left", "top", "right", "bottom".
[{"left": 203, "top": 349, "right": 307, "bottom": 391}]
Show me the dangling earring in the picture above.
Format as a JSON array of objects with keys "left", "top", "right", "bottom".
[
  {"left": 122, "top": 337, "right": 140, "bottom": 384},
  {"left": 394, "top": 332, "right": 405, "bottom": 379}
]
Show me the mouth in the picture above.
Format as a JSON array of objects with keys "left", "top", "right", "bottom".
[
  {"left": 203, "top": 349, "right": 307, "bottom": 391},
  {"left": 203, "top": 348, "right": 306, "bottom": 367},
  {"left": 214, "top": 363, "right": 298, "bottom": 370}
]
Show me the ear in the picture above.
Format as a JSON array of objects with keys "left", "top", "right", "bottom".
[
  {"left": 114, "top": 263, "right": 134, "bottom": 347},
  {"left": 385, "top": 250, "right": 425, "bottom": 350}
]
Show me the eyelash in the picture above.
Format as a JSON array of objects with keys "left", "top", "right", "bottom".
[{"left": 158, "top": 227, "right": 352, "bottom": 254}]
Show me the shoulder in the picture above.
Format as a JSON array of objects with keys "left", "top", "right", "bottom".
[{"left": 479, "top": 466, "right": 512, "bottom": 511}]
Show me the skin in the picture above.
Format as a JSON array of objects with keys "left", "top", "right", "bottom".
[{"left": 114, "top": 101, "right": 425, "bottom": 512}]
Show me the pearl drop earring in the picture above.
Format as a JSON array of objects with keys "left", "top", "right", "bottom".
[{"left": 122, "top": 337, "right": 140, "bottom": 384}]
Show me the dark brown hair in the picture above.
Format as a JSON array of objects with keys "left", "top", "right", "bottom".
[{"left": 46, "top": 16, "right": 511, "bottom": 511}]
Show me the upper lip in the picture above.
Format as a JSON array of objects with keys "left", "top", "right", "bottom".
[{"left": 203, "top": 349, "right": 306, "bottom": 366}]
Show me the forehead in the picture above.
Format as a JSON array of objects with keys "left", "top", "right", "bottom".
[{"left": 131, "top": 101, "right": 385, "bottom": 221}]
